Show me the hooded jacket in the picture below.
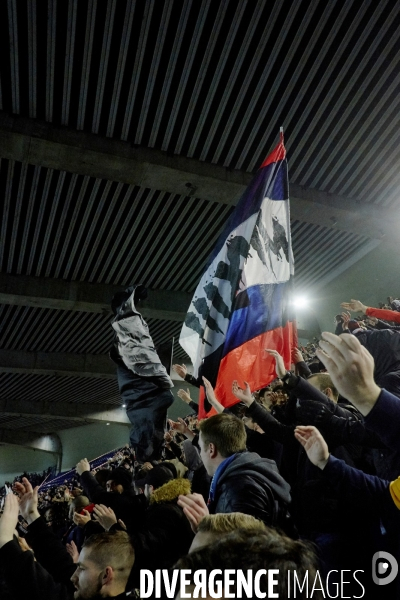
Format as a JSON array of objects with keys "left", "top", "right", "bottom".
[
  {"left": 132, "top": 478, "right": 194, "bottom": 577},
  {"left": 111, "top": 284, "right": 173, "bottom": 388},
  {"left": 208, "top": 451, "right": 292, "bottom": 531}
]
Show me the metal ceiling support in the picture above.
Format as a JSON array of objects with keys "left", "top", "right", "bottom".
[
  {"left": 226, "top": 0, "right": 305, "bottom": 170},
  {"left": 237, "top": 0, "right": 320, "bottom": 170},
  {"left": 121, "top": 0, "right": 154, "bottom": 141},
  {"left": 287, "top": 0, "right": 373, "bottom": 173},
  {"left": 300, "top": 2, "right": 400, "bottom": 189},
  {"left": 134, "top": 0, "right": 174, "bottom": 145},
  {"left": 27, "top": 0, "right": 37, "bottom": 118},
  {"left": 77, "top": 0, "right": 97, "bottom": 130},
  {"left": 92, "top": 0, "right": 116, "bottom": 134},
  {"left": 46, "top": 0, "right": 57, "bottom": 122},
  {"left": 0, "top": 349, "right": 116, "bottom": 379},
  {"left": 0, "top": 429, "right": 62, "bottom": 454},
  {"left": 106, "top": 0, "right": 136, "bottom": 137},
  {"left": 0, "top": 272, "right": 191, "bottom": 320},
  {"left": 8, "top": 161, "right": 28, "bottom": 272},
  {"left": 0, "top": 114, "right": 399, "bottom": 240},
  {"left": 148, "top": 0, "right": 193, "bottom": 147},
  {"left": 0, "top": 398, "right": 130, "bottom": 425},
  {"left": 174, "top": 0, "right": 231, "bottom": 154},
  {"left": 161, "top": 0, "right": 212, "bottom": 150},
  {"left": 61, "top": 0, "right": 77, "bottom": 126},
  {"left": 0, "top": 371, "right": 119, "bottom": 405},
  {"left": 209, "top": 0, "right": 277, "bottom": 163}
]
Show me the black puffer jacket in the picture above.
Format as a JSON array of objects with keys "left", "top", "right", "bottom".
[{"left": 208, "top": 452, "right": 292, "bottom": 531}]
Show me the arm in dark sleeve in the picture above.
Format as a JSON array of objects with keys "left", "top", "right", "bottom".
[
  {"left": 169, "top": 440, "right": 183, "bottom": 459},
  {"left": 246, "top": 402, "right": 294, "bottom": 444},
  {"left": 25, "top": 516, "right": 76, "bottom": 586},
  {"left": 374, "top": 319, "right": 400, "bottom": 331},
  {"left": 364, "top": 388, "right": 400, "bottom": 451},
  {"left": 296, "top": 361, "right": 312, "bottom": 378},
  {"left": 184, "top": 373, "right": 200, "bottom": 388},
  {"left": 289, "top": 374, "right": 364, "bottom": 420},
  {"left": 189, "top": 400, "right": 199, "bottom": 414},
  {"left": 321, "top": 455, "right": 394, "bottom": 513},
  {"left": 322, "top": 413, "right": 385, "bottom": 447},
  {"left": 291, "top": 375, "right": 385, "bottom": 447},
  {"left": 79, "top": 470, "right": 110, "bottom": 503},
  {"left": 0, "top": 538, "right": 72, "bottom": 600}
]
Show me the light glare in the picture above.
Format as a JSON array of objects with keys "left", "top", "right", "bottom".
[{"left": 293, "top": 296, "right": 309, "bottom": 308}]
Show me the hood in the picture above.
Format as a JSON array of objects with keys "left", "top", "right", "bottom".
[
  {"left": 182, "top": 440, "right": 203, "bottom": 471},
  {"left": 218, "top": 452, "right": 291, "bottom": 504},
  {"left": 111, "top": 284, "right": 148, "bottom": 317},
  {"left": 150, "top": 478, "right": 191, "bottom": 504},
  {"left": 353, "top": 329, "right": 400, "bottom": 382}
]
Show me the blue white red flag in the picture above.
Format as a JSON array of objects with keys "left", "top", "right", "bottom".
[{"left": 179, "top": 132, "right": 296, "bottom": 417}]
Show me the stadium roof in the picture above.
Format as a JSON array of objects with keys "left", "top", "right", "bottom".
[{"left": 1, "top": 0, "right": 399, "bottom": 448}]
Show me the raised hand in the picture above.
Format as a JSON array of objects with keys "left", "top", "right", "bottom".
[
  {"left": 202, "top": 377, "right": 217, "bottom": 404},
  {"left": 265, "top": 348, "right": 286, "bottom": 378},
  {"left": 294, "top": 426, "right": 329, "bottom": 470},
  {"left": 13, "top": 477, "right": 40, "bottom": 525},
  {"left": 340, "top": 299, "right": 367, "bottom": 313},
  {"left": 172, "top": 364, "right": 187, "bottom": 379},
  {"left": 168, "top": 418, "right": 195, "bottom": 439},
  {"left": 76, "top": 458, "right": 90, "bottom": 476},
  {"left": 73, "top": 509, "right": 91, "bottom": 528},
  {"left": 66, "top": 540, "right": 79, "bottom": 563},
  {"left": 177, "top": 388, "right": 192, "bottom": 404},
  {"left": 93, "top": 504, "right": 117, "bottom": 531},
  {"left": 315, "top": 332, "right": 381, "bottom": 415},
  {"left": 168, "top": 418, "right": 188, "bottom": 435},
  {"left": 0, "top": 493, "right": 20, "bottom": 549},
  {"left": 341, "top": 311, "right": 351, "bottom": 330},
  {"left": 232, "top": 380, "right": 253, "bottom": 406},
  {"left": 202, "top": 377, "right": 225, "bottom": 413},
  {"left": 164, "top": 430, "right": 174, "bottom": 445},
  {"left": 292, "top": 348, "right": 304, "bottom": 364},
  {"left": 177, "top": 493, "right": 209, "bottom": 533}
]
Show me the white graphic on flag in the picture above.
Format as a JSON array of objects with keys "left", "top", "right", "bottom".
[{"left": 180, "top": 192, "right": 294, "bottom": 377}]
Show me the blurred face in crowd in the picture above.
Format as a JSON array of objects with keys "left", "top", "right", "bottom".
[
  {"left": 71, "top": 548, "right": 105, "bottom": 599},
  {"left": 106, "top": 480, "right": 123, "bottom": 494}
]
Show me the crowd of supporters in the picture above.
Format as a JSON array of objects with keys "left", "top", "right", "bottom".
[{"left": 1, "top": 295, "right": 400, "bottom": 598}]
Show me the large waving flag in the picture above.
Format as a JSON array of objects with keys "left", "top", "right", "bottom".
[{"left": 179, "top": 132, "right": 296, "bottom": 417}]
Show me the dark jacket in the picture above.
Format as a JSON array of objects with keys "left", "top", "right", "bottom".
[
  {"left": 246, "top": 380, "right": 376, "bottom": 534},
  {"left": 111, "top": 284, "right": 173, "bottom": 387},
  {"left": 131, "top": 478, "right": 194, "bottom": 578},
  {"left": 0, "top": 516, "right": 76, "bottom": 600},
  {"left": 0, "top": 538, "right": 71, "bottom": 600},
  {"left": 208, "top": 451, "right": 292, "bottom": 532},
  {"left": 80, "top": 471, "right": 146, "bottom": 531}
]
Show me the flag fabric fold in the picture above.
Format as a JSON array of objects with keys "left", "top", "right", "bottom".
[{"left": 179, "top": 133, "right": 297, "bottom": 417}]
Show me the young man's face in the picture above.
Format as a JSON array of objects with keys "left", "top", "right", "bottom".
[{"left": 71, "top": 548, "right": 104, "bottom": 599}]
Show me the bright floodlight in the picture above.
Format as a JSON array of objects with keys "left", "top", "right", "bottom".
[{"left": 293, "top": 296, "right": 309, "bottom": 308}]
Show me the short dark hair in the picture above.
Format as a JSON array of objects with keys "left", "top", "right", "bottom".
[
  {"left": 175, "top": 528, "right": 322, "bottom": 599},
  {"left": 83, "top": 530, "right": 135, "bottom": 573},
  {"left": 199, "top": 413, "right": 246, "bottom": 457}
]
